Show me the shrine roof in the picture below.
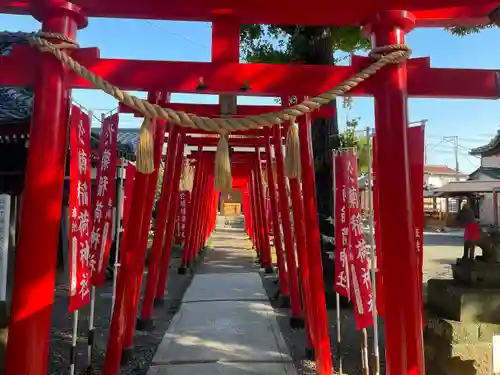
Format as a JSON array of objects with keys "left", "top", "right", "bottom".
[
  {"left": 434, "top": 180, "right": 500, "bottom": 196},
  {"left": 0, "top": 32, "right": 138, "bottom": 158},
  {"left": 0, "top": 0, "right": 496, "bottom": 27},
  {"left": 468, "top": 166, "right": 500, "bottom": 180},
  {"left": 0, "top": 32, "right": 32, "bottom": 126},
  {"left": 91, "top": 127, "right": 140, "bottom": 155},
  {"left": 470, "top": 129, "right": 500, "bottom": 156}
]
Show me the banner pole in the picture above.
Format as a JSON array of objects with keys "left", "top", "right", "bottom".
[
  {"left": 361, "top": 327, "right": 370, "bottom": 375},
  {"left": 366, "top": 126, "right": 380, "bottom": 375},
  {"left": 86, "top": 111, "right": 100, "bottom": 375},
  {"left": 70, "top": 310, "right": 79, "bottom": 375},
  {"left": 112, "top": 158, "right": 126, "bottom": 315},
  {"left": 332, "top": 151, "right": 343, "bottom": 374},
  {"left": 86, "top": 287, "right": 95, "bottom": 374}
]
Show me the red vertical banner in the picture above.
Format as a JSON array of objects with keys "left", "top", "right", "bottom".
[
  {"left": 373, "top": 125, "right": 425, "bottom": 317},
  {"left": 372, "top": 140, "right": 384, "bottom": 316},
  {"left": 90, "top": 113, "right": 119, "bottom": 287},
  {"left": 266, "top": 191, "right": 273, "bottom": 236},
  {"left": 333, "top": 153, "right": 350, "bottom": 299},
  {"left": 344, "top": 151, "right": 373, "bottom": 330},
  {"left": 409, "top": 126, "right": 425, "bottom": 323},
  {"left": 68, "top": 106, "right": 92, "bottom": 312},
  {"left": 175, "top": 191, "right": 190, "bottom": 243}
]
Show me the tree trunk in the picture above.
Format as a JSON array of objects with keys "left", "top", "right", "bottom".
[
  {"left": 292, "top": 27, "right": 339, "bottom": 239},
  {"left": 292, "top": 27, "right": 343, "bottom": 307}
]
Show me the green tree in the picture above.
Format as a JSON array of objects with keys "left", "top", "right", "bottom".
[
  {"left": 240, "top": 23, "right": 491, "bottom": 242},
  {"left": 339, "top": 97, "right": 371, "bottom": 174}
]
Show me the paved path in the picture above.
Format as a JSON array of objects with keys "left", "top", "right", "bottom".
[{"left": 147, "top": 218, "right": 297, "bottom": 375}]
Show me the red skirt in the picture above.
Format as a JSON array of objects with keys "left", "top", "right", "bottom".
[{"left": 464, "top": 223, "right": 481, "bottom": 242}]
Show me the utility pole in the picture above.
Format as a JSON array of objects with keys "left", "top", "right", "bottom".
[{"left": 454, "top": 135, "right": 460, "bottom": 181}]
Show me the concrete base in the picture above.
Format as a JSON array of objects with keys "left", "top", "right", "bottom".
[
  {"left": 264, "top": 266, "right": 274, "bottom": 274},
  {"left": 148, "top": 362, "right": 297, "bottom": 375},
  {"left": 121, "top": 347, "right": 134, "bottom": 365},
  {"left": 289, "top": 316, "right": 305, "bottom": 329},
  {"left": 305, "top": 347, "right": 315, "bottom": 360},
  {"left": 154, "top": 298, "right": 165, "bottom": 308},
  {"left": 428, "top": 279, "right": 500, "bottom": 324},
  {"left": 136, "top": 317, "right": 155, "bottom": 331},
  {"left": 279, "top": 294, "right": 291, "bottom": 308}
]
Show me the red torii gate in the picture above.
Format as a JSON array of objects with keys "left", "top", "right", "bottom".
[{"left": 0, "top": 1, "right": 499, "bottom": 375}]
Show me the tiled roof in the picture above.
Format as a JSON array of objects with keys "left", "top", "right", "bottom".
[
  {"left": 424, "top": 164, "right": 461, "bottom": 176},
  {"left": 470, "top": 129, "right": 500, "bottom": 156},
  {"left": 0, "top": 31, "right": 138, "bottom": 158},
  {"left": 469, "top": 166, "right": 500, "bottom": 180},
  {"left": 0, "top": 32, "right": 33, "bottom": 125},
  {"left": 91, "top": 127, "right": 139, "bottom": 154}
]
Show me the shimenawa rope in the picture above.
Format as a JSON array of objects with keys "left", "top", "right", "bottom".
[{"left": 27, "top": 32, "right": 411, "bottom": 189}]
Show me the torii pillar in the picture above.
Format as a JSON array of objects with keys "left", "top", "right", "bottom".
[
  {"left": 364, "top": 10, "right": 425, "bottom": 375},
  {"left": 5, "top": 2, "right": 87, "bottom": 374}
]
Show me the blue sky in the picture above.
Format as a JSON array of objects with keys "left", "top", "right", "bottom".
[{"left": 2, "top": 14, "right": 500, "bottom": 173}]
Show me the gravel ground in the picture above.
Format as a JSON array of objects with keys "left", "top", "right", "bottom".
[
  {"left": 261, "top": 273, "right": 386, "bottom": 375},
  {"left": 45, "top": 226, "right": 463, "bottom": 375},
  {"left": 48, "top": 246, "right": 195, "bottom": 375},
  {"left": 260, "top": 232, "right": 463, "bottom": 375}
]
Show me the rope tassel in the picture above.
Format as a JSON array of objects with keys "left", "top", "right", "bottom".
[
  {"left": 136, "top": 117, "right": 155, "bottom": 174},
  {"left": 215, "top": 134, "right": 232, "bottom": 193},
  {"left": 284, "top": 119, "right": 301, "bottom": 179}
]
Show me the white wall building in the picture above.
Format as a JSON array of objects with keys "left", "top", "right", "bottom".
[
  {"left": 424, "top": 165, "right": 466, "bottom": 213},
  {"left": 468, "top": 131, "right": 500, "bottom": 225}
]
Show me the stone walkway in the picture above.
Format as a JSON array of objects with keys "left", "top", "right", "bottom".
[{"left": 147, "top": 218, "right": 297, "bottom": 375}]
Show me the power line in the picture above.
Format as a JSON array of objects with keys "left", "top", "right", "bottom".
[{"left": 145, "top": 20, "right": 209, "bottom": 49}]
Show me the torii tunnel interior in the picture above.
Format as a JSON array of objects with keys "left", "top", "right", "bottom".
[{"left": 0, "top": 0, "right": 498, "bottom": 375}]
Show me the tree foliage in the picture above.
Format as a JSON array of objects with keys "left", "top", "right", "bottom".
[
  {"left": 241, "top": 24, "right": 492, "bottom": 64},
  {"left": 339, "top": 97, "right": 372, "bottom": 174},
  {"left": 239, "top": 22, "right": 491, "bottom": 241}
]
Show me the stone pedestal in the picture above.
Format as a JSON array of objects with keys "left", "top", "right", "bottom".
[
  {"left": 427, "top": 279, "right": 500, "bottom": 324},
  {"left": 425, "top": 314, "right": 499, "bottom": 375},
  {"left": 425, "top": 266, "right": 500, "bottom": 375},
  {"left": 453, "top": 258, "right": 500, "bottom": 288}
]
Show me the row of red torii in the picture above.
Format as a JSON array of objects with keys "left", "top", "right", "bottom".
[{"left": 1, "top": 0, "right": 499, "bottom": 375}]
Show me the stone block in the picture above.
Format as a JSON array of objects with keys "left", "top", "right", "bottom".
[
  {"left": 453, "top": 259, "right": 500, "bottom": 288},
  {"left": 427, "top": 278, "right": 500, "bottom": 323},
  {"left": 426, "top": 315, "right": 480, "bottom": 344},
  {"left": 425, "top": 331, "right": 492, "bottom": 375}
]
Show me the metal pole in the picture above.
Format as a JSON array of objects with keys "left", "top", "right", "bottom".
[
  {"left": 0, "top": 195, "right": 11, "bottom": 302},
  {"left": 361, "top": 328, "right": 370, "bottom": 375},
  {"left": 332, "top": 152, "right": 343, "bottom": 373},
  {"left": 70, "top": 310, "right": 79, "bottom": 375},
  {"left": 86, "top": 111, "right": 99, "bottom": 374},
  {"left": 366, "top": 127, "right": 380, "bottom": 375},
  {"left": 112, "top": 158, "right": 125, "bottom": 315},
  {"left": 86, "top": 287, "right": 96, "bottom": 374}
]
